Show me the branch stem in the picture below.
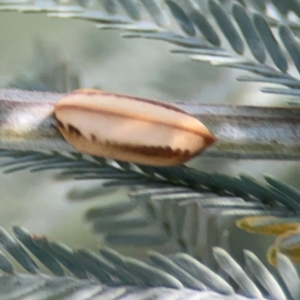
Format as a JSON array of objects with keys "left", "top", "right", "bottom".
[{"left": 0, "top": 89, "right": 299, "bottom": 160}]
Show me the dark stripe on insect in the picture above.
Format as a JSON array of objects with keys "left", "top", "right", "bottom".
[{"left": 67, "top": 124, "right": 81, "bottom": 136}]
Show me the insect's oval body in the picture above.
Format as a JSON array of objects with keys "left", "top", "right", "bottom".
[{"left": 54, "top": 89, "right": 216, "bottom": 166}]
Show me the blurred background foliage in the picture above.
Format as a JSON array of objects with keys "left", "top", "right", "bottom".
[{"left": 0, "top": 2, "right": 299, "bottom": 274}]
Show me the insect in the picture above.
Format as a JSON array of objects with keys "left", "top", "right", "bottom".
[
  {"left": 236, "top": 216, "right": 300, "bottom": 266},
  {"left": 236, "top": 216, "right": 300, "bottom": 235},
  {"left": 54, "top": 89, "right": 216, "bottom": 166},
  {"left": 267, "top": 228, "right": 300, "bottom": 266}
]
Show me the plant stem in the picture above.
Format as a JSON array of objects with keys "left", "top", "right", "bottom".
[{"left": 0, "top": 89, "right": 299, "bottom": 160}]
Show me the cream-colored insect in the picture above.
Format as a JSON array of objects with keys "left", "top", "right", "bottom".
[{"left": 54, "top": 89, "right": 216, "bottom": 166}]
